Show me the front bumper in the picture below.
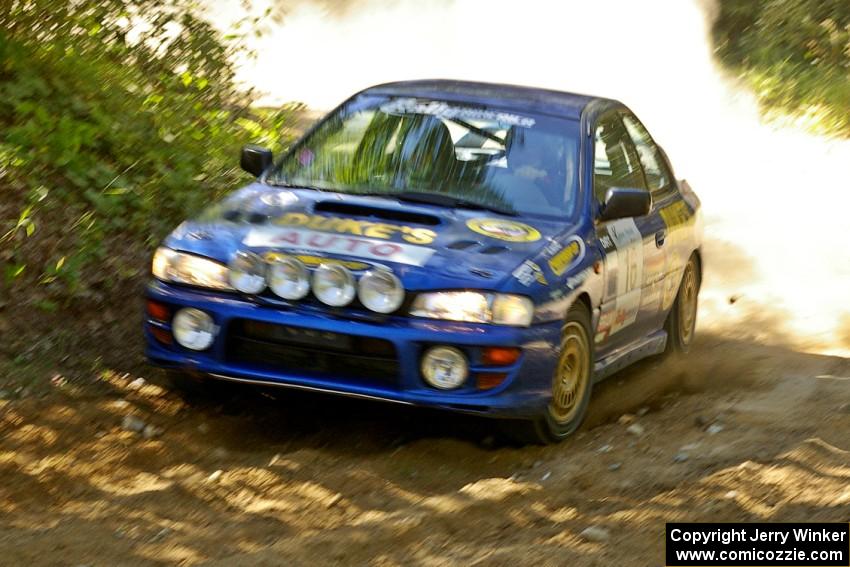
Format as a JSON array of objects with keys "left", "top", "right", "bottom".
[{"left": 144, "top": 280, "right": 561, "bottom": 418}]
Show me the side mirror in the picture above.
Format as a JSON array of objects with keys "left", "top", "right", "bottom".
[
  {"left": 599, "top": 187, "right": 652, "bottom": 221},
  {"left": 240, "top": 145, "right": 273, "bottom": 177}
]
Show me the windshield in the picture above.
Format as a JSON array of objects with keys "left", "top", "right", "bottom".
[{"left": 268, "top": 95, "right": 581, "bottom": 218}]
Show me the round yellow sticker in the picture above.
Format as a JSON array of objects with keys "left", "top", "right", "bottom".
[{"left": 466, "top": 218, "right": 541, "bottom": 242}]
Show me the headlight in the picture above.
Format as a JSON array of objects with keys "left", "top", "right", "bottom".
[
  {"left": 152, "top": 247, "right": 232, "bottom": 290},
  {"left": 421, "top": 346, "right": 468, "bottom": 389},
  {"left": 312, "top": 263, "right": 356, "bottom": 306},
  {"left": 491, "top": 294, "right": 535, "bottom": 326},
  {"left": 358, "top": 268, "right": 404, "bottom": 313},
  {"left": 228, "top": 251, "right": 267, "bottom": 294},
  {"left": 410, "top": 291, "right": 534, "bottom": 326},
  {"left": 268, "top": 255, "right": 310, "bottom": 300},
  {"left": 172, "top": 308, "right": 216, "bottom": 350}
]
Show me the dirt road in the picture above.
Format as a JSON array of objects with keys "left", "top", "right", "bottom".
[{"left": 2, "top": 330, "right": 848, "bottom": 565}]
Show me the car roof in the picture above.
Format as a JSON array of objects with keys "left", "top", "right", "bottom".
[{"left": 360, "top": 79, "right": 620, "bottom": 120}]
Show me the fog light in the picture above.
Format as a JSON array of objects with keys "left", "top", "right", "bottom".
[
  {"left": 313, "top": 263, "right": 356, "bottom": 307},
  {"left": 172, "top": 308, "right": 216, "bottom": 351},
  {"left": 421, "top": 346, "right": 468, "bottom": 389},
  {"left": 358, "top": 268, "right": 404, "bottom": 313},
  {"left": 268, "top": 255, "right": 310, "bottom": 300},
  {"left": 229, "top": 251, "right": 267, "bottom": 294}
]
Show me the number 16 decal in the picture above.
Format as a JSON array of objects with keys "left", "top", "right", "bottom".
[{"left": 600, "top": 219, "right": 643, "bottom": 337}]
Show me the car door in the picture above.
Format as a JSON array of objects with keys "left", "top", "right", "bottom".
[
  {"left": 620, "top": 111, "right": 691, "bottom": 324},
  {"left": 592, "top": 111, "right": 667, "bottom": 356}
]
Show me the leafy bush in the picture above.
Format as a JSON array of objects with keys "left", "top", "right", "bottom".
[
  {"left": 0, "top": 0, "right": 295, "bottom": 301},
  {"left": 713, "top": 0, "right": 850, "bottom": 135}
]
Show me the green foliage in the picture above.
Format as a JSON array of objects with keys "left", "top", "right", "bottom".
[
  {"left": 713, "top": 0, "right": 850, "bottom": 135},
  {"left": 0, "top": 0, "right": 291, "bottom": 299}
]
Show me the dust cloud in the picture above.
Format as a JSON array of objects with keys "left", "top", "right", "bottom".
[{"left": 212, "top": 0, "right": 850, "bottom": 355}]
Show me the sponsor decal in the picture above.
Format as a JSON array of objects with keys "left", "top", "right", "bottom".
[
  {"left": 595, "top": 218, "right": 643, "bottom": 342},
  {"left": 542, "top": 240, "right": 562, "bottom": 256},
  {"left": 595, "top": 309, "right": 618, "bottom": 344},
  {"left": 607, "top": 219, "right": 643, "bottom": 335},
  {"left": 245, "top": 227, "right": 435, "bottom": 267},
  {"left": 566, "top": 268, "right": 590, "bottom": 290},
  {"left": 659, "top": 200, "right": 693, "bottom": 227},
  {"left": 547, "top": 236, "right": 585, "bottom": 276},
  {"left": 549, "top": 268, "right": 590, "bottom": 301},
  {"left": 466, "top": 218, "right": 541, "bottom": 242},
  {"left": 264, "top": 252, "right": 371, "bottom": 272},
  {"left": 380, "top": 98, "right": 536, "bottom": 128},
  {"left": 512, "top": 260, "right": 547, "bottom": 286},
  {"left": 273, "top": 212, "right": 437, "bottom": 245},
  {"left": 639, "top": 285, "right": 662, "bottom": 311}
]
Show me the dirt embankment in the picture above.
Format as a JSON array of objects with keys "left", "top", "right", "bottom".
[{"left": 1, "top": 329, "right": 848, "bottom": 565}]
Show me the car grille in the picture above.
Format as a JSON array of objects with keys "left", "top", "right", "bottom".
[{"left": 225, "top": 319, "right": 400, "bottom": 385}]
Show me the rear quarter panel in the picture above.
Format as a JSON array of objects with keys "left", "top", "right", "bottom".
[{"left": 659, "top": 179, "right": 703, "bottom": 315}]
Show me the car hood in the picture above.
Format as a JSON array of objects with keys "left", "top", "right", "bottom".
[{"left": 164, "top": 184, "right": 575, "bottom": 292}]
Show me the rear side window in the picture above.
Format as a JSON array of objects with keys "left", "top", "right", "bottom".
[
  {"left": 593, "top": 113, "right": 646, "bottom": 204},
  {"left": 621, "top": 113, "right": 671, "bottom": 196}
]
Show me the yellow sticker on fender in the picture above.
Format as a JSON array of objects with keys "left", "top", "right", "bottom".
[
  {"left": 659, "top": 201, "right": 692, "bottom": 227},
  {"left": 548, "top": 237, "right": 584, "bottom": 276},
  {"left": 466, "top": 218, "right": 541, "bottom": 242}
]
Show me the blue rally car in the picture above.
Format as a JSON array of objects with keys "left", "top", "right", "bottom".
[{"left": 145, "top": 80, "right": 702, "bottom": 443}]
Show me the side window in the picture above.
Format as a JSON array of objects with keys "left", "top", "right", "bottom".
[
  {"left": 593, "top": 113, "right": 646, "bottom": 204},
  {"left": 621, "top": 113, "right": 671, "bottom": 195}
]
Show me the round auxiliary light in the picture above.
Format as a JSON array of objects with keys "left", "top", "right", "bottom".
[
  {"left": 312, "top": 263, "right": 356, "bottom": 307},
  {"left": 358, "top": 268, "right": 404, "bottom": 314},
  {"left": 421, "top": 346, "right": 469, "bottom": 390},
  {"left": 172, "top": 308, "right": 216, "bottom": 351},
  {"left": 228, "top": 251, "right": 267, "bottom": 294},
  {"left": 268, "top": 256, "right": 310, "bottom": 300}
]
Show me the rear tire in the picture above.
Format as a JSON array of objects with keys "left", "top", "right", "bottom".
[
  {"left": 504, "top": 301, "right": 594, "bottom": 445},
  {"left": 664, "top": 254, "right": 700, "bottom": 354}
]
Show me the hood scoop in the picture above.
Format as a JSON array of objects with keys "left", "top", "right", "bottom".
[
  {"left": 480, "top": 244, "right": 509, "bottom": 255},
  {"left": 447, "top": 239, "right": 479, "bottom": 250},
  {"left": 314, "top": 200, "right": 441, "bottom": 226},
  {"left": 221, "top": 210, "right": 270, "bottom": 224}
]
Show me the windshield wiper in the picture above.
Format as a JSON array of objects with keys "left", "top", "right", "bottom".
[
  {"left": 265, "top": 179, "right": 327, "bottom": 192},
  {"left": 392, "top": 191, "right": 517, "bottom": 216},
  {"left": 447, "top": 118, "right": 506, "bottom": 145}
]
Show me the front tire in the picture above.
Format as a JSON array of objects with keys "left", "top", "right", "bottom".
[{"left": 506, "top": 301, "right": 594, "bottom": 444}]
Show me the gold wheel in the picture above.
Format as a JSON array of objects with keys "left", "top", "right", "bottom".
[
  {"left": 548, "top": 321, "right": 590, "bottom": 425},
  {"left": 679, "top": 259, "right": 698, "bottom": 346}
]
